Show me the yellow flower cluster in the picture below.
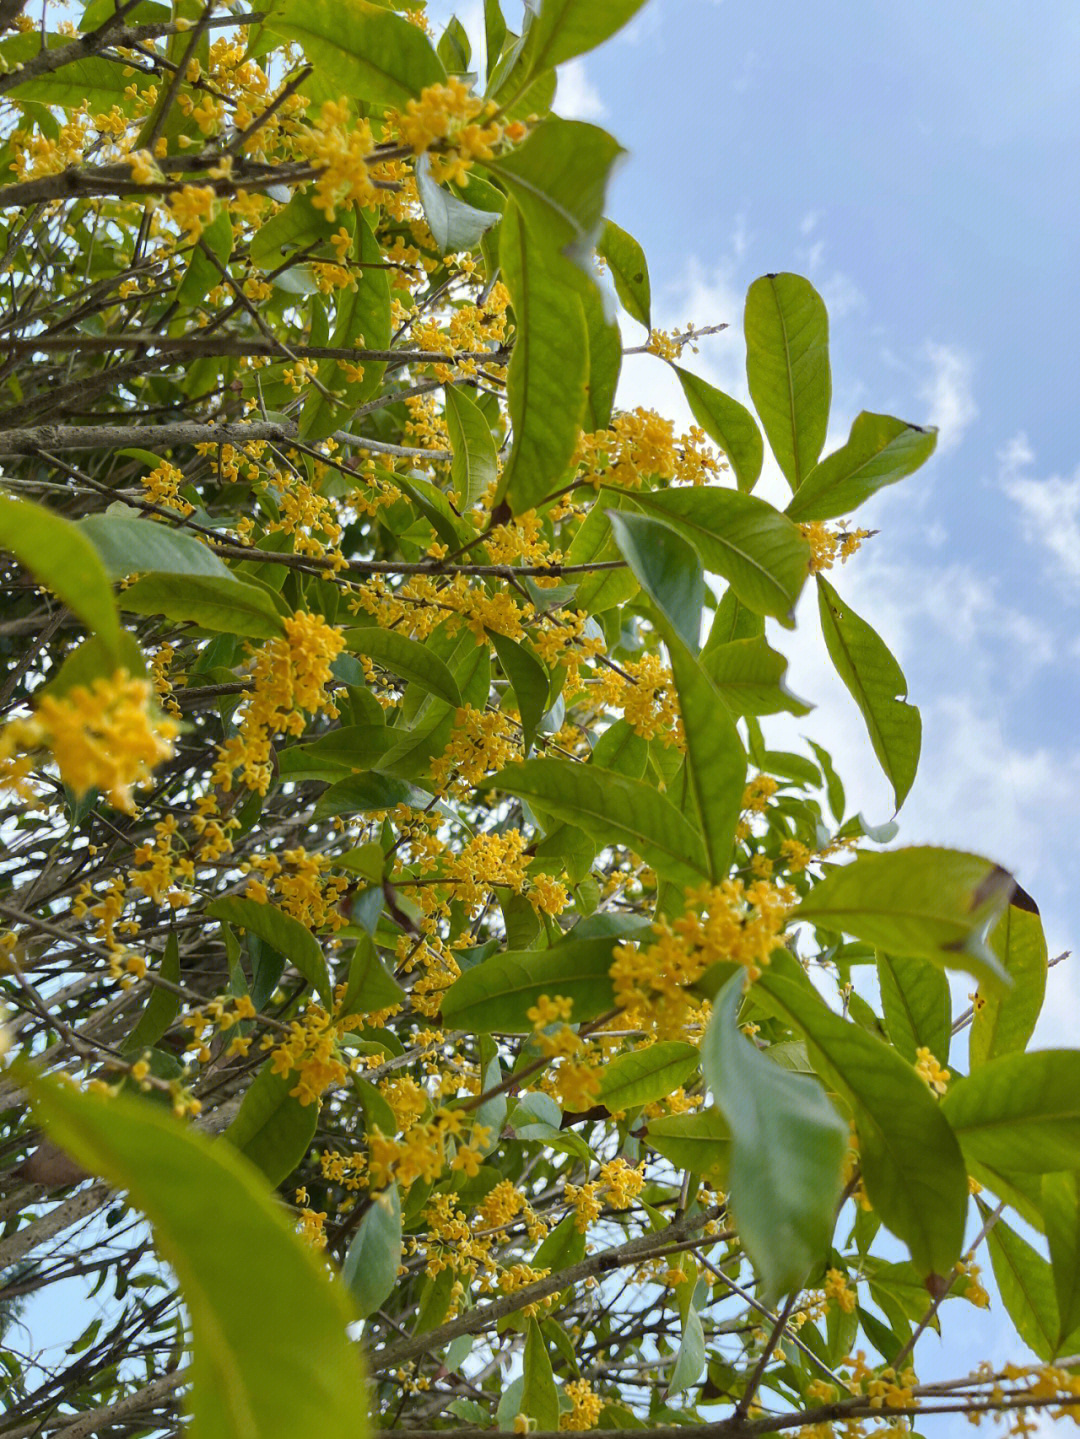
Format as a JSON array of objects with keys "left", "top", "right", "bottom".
[
  {"left": 0, "top": 670, "right": 177, "bottom": 813},
  {"left": 824, "top": 1267, "right": 857, "bottom": 1314},
  {"left": 295, "top": 100, "right": 377, "bottom": 221},
  {"left": 245, "top": 847, "right": 350, "bottom": 933},
  {"left": 141, "top": 459, "right": 193, "bottom": 516},
  {"left": 610, "top": 878, "right": 794, "bottom": 1036},
  {"left": 801, "top": 522, "right": 873, "bottom": 573},
  {"left": 213, "top": 611, "right": 344, "bottom": 793},
  {"left": 576, "top": 407, "right": 719, "bottom": 489},
  {"left": 269, "top": 1001, "right": 359, "bottom": 1107},
  {"left": 396, "top": 78, "right": 521, "bottom": 186},
  {"left": 914, "top": 1046, "right": 950, "bottom": 1095},
  {"left": 560, "top": 1377, "right": 603, "bottom": 1431},
  {"left": 430, "top": 704, "right": 519, "bottom": 793}
]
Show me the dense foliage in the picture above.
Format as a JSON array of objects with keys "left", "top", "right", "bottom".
[{"left": 0, "top": 3, "right": 1078, "bottom": 1437}]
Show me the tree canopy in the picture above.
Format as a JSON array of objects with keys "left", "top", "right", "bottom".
[{"left": 0, "top": 2, "right": 1078, "bottom": 1437}]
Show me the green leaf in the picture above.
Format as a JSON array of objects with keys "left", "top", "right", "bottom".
[
  {"left": 480, "top": 757, "right": 709, "bottom": 886},
  {"left": 817, "top": 575, "right": 921, "bottom": 811},
  {"left": 439, "top": 935, "right": 619, "bottom": 1032},
  {"left": 301, "top": 212, "right": 391, "bottom": 440},
  {"left": 123, "top": 932, "right": 181, "bottom": 1056},
  {"left": 345, "top": 627, "right": 461, "bottom": 708},
  {"left": 520, "top": 0, "right": 651, "bottom": 75},
  {"left": 643, "top": 1109, "right": 731, "bottom": 1188},
  {"left": 490, "top": 631, "right": 549, "bottom": 754},
  {"left": 1042, "top": 1172, "right": 1080, "bottom": 1349},
  {"left": 206, "top": 896, "right": 333, "bottom": 1010},
  {"left": 876, "top": 952, "right": 950, "bottom": 1065},
  {"left": 704, "top": 973, "right": 847, "bottom": 1303},
  {"left": 591, "top": 719, "right": 648, "bottom": 778},
  {"left": 26, "top": 1072, "right": 366, "bottom": 1439},
  {"left": 0, "top": 493, "right": 120, "bottom": 656},
  {"left": 668, "top": 641, "right": 746, "bottom": 884},
  {"left": 675, "top": 367, "right": 764, "bottom": 494},
  {"left": 982, "top": 1202, "right": 1059, "bottom": 1362},
  {"left": 250, "top": 188, "right": 349, "bottom": 271},
  {"left": 623, "top": 485, "right": 809, "bottom": 625},
  {"left": 786, "top": 412, "right": 939, "bottom": 523},
  {"left": 533, "top": 1211, "right": 586, "bottom": 1270},
  {"left": 598, "top": 219, "right": 651, "bottom": 328},
  {"left": 314, "top": 772, "right": 430, "bottom": 818},
  {"left": 607, "top": 508, "right": 704, "bottom": 654},
  {"left": 794, "top": 846, "right": 1015, "bottom": 990},
  {"left": 283, "top": 726, "right": 398, "bottom": 773},
  {"left": 265, "top": 0, "right": 445, "bottom": 111},
  {"left": 668, "top": 1305, "right": 705, "bottom": 1394},
  {"left": 522, "top": 1319, "right": 560, "bottom": 1431},
  {"left": 495, "top": 201, "right": 588, "bottom": 514},
  {"left": 119, "top": 572, "right": 287, "bottom": 639},
  {"left": 225, "top": 1062, "right": 318, "bottom": 1187},
  {"left": 756, "top": 958, "right": 968, "bottom": 1277},
  {"left": 7, "top": 43, "right": 137, "bottom": 111},
  {"left": 699, "top": 637, "right": 811, "bottom": 718},
  {"left": 941, "top": 1050, "right": 1080, "bottom": 1174},
  {"left": 42, "top": 630, "right": 146, "bottom": 700},
  {"left": 744, "top": 272, "right": 831, "bottom": 490},
  {"left": 175, "top": 207, "right": 234, "bottom": 309},
  {"left": 597, "top": 1042, "right": 699, "bottom": 1112},
  {"left": 445, "top": 383, "right": 499, "bottom": 512},
  {"left": 339, "top": 933, "right": 406, "bottom": 1017},
  {"left": 581, "top": 273, "right": 622, "bottom": 431},
  {"left": 342, "top": 1184, "right": 402, "bottom": 1318},
  {"left": 969, "top": 892, "right": 1047, "bottom": 1069},
  {"left": 79, "top": 514, "right": 231, "bottom": 579},
  {"left": 416, "top": 154, "right": 500, "bottom": 254}
]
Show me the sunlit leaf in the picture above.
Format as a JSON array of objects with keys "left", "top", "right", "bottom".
[{"left": 744, "top": 272, "right": 831, "bottom": 490}]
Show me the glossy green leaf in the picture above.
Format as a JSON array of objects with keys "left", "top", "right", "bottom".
[
  {"left": 250, "top": 189, "right": 349, "bottom": 271},
  {"left": 668, "top": 640, "right": 746, "bottom": 883},
  {"left": 342, "top": 1184, "right": 402, "bottom": 1318},
  {"left": 314, "top": 771, "right": 431, "bottom": 818},
  {"left": 970, "top": 892, "right": 1047, "bottom": 1069},
  {"left": 225, "top": 1062, "right": 318, "bottom": 1187},
  {"left": 79, "top": 514, "right": 231, "bottom": 579},
  {"left": 445, "top": 383, "right": 499, "bottom": 512},
  {"left": 495, "top": 201, "right": 588, "bottom": 514},
  {"left": 206, "top": 896, "right": 332, "bottom": 1009},
  {"left": 491, "top": 631, "right": 549, "bottom": 754},
  {"left": 786, "top": 411, "right": 939, "bottom": 522},
  {"left": 522, "top": 1319, "right": 560, "bottom": 1431},
  {"left": 591, "top": 719, "right": 648, "bottom": 778},
  {"left": 623, "top": 485, "right": 809, "bottom": 625},
  {"left": 982, "top": 1202, "right": 1059, "bottom": 1362},
  {"left": 794, "top": 846, "right": 1015, "bottom": 990},
  {"left": 608, "top": 508, "right": 704, "bottom": 654},
  {"left": 817, "top": 575, "right": 921, "bottom": 810},
  {"left": 1043, "top": 1173, "right": 1080, "bottom": 1349},
  {"left": 581, "top": 273, "right": 622, "bottom": 431},
  {"left": 0, "top": 493, "right": 120, "bottom": 656},
  {"left": 26, "top": 1072, "right": 367, "bottom": 1439},
  {"left": 598, "top": 218, "right": 651, "bottom": 327},
  {"left": 668, "top": 1305, "right": 705, "bottom": 1394},
  {"left": 284, "top": 726, "right": 398, "bottom": 772},
  {"left": 756, "top": 958, "right": 968, "bottom": 1277},
  {"left": 676, "top": 367, "right": 764, "bottom": 494},
  {"left": 339, "top": 933, "right": 406, "bottom": 1017},
  {"left": 7, "top": 41, "right": 137, "bottom": 111},
  {"left": 699, "top": 637, "right": 811, "bottom": 718},
  {"left": 704, "top": 973, "right": 847, "bottom": 1303},
  {"left": 345, "top": 627, "right": 462, "bottom": 708},
  {"left": 416, "top": 153, "right": 500, "bottom": 254},
  {"left": 123, "top": 932, "right": 181, "bottom": 1056},
  {"left": 480, "top": 757, "right": 709, "bottom": 886},
  {"left": 876, "top": 952, "right": 950, "bottom": 1065},
  {"left": 175, "top": 207, "right": 234, "bottom": 309},
  {"left": 643, "top": 1109, "right": 731, "bottom": 1188},
  {"left": 520, "top": 0, "right": 651, "bottom": 74},
  {"left": 42, "top": 630, "right": 146, "bottom": 701},
  {"left": 533, "top": 1210, "right": 587, "bottom": 1271},
  {"left": 440, "top": 935, "right": 621, "bottom": 1032},
  {"left": 119, "top": 572, "right": 287, "bottom": 639},
  {"left": 744, "top": 272, "right": 831, "bottom": 490},
  {"left": 597, "top": 1042, "right": 699, "bottom": 1113},
  {"left": 265, "top": 0, "right": 445, "bottom": 111},
  {"left": 941, "top": 1050, "right": 1080, "bottom": 1173}
]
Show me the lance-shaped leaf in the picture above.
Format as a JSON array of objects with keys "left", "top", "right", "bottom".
[
  {"left": 26, "top": 1072, "right": 367, "bottom": 1439},
  {"left": 744, "top": 272, "right": 831, "bottom": 490},
  {"left": 644, "top": 1109, "right": 731, "bottom": 1188},
  {"left": 439, "top": 935, "right": 620, "bottom": 1032},
  {"left": 265, "top": 0, "right": 445, "bottom": 111},
  {"left": 175, "top": 206, "right": 234, "bottom": 309},
  {"left": 817, "top": 575, "right": 921, "bottom": 810},
  {"left": 786, "top": 411, "right": 938, "bottom": 522},
  {"left": 581, "top": 274, "right": 622, "bottom": 431},
  {"left": 339, "top": 933, "right": 406, "bottom": 1018},
  {"left": 518, "top": 0, "right": 652, "bottom": 78},
  {"left": 123, "top": 931, "right": 181, "bottom": 1056},
  {"left": 444, "top": 383, "right": 498, "bottom": 512},
  {"left": 794, "top": 846, "right": 1014, "bottom": 990},
  {"left": 699, "top": 637, "right": 811, "bottom": 718},
  {"left": 250, "top": 188, "right": 347, "bottom": 270},
  {"left": 1043, "top": 1173, "right": 1080, "bottom": 1350},
  {"left": 206, "top": 896, "right": 333, "bottom": 1009},
  {"left": 225, "top": 1062, "right": 318, "bottom": 1187},
  {"left": 522, "top": 1320, "right": 560, "bottom": 1431},
  {"left": 668, "top": 1305, "right": 706, "bottom": 1394},
  {"left": 80, "top": 514, "right": 231, "bottom": 579},
  {"left": 479, "top": 757, "right": 709, "bottom": 886},
  {"left": 876, "top": 951, "right": 950, "bottom": 1065},
  {"left": 496, "top": 201, "right": 588, "bottom": 514},
  {"left": 598, "top": 218, "right": 651, "bottom": 327},
  {"left": 490, "top": 631, "right": 549, "bottom": 754},
  {"left": 0, "top": 493, "right": 120, "bottom": 658},
  {"left": 597, "top": 1042, "right": 699, "bottom": 1113},
  {"left": 755, "top": 959, "right": 968, "bottom": 1278},
  {"left": 703, "top": 973, "right": 847, "bottom": 1303},
  {"left": 623, "top": 485, "right": 809, "bottom": 625},
  {"left": 343, "top": 1184, "right": 402, "bottom": 1319},
  {"left": 676, "top": 367, "right": 764, "bottom": 494},
  {"left": 607, "top": 508, "right": 704, "bottom": 654},
  {"left": 345, "top": 627, "right": 462, "bottom": 708},
  {"left": 981, "top": 1201, "right": 1060, "bottom": 1362},
  {"left": 119, "top": 572, "right": 287, "bottom": 639},
  {"left": 416, "top": 154, "right": 500, "bottom": 255},
  {"left": 941, "top": 1050, "right": 1080, "bottom": 1174},
  {"left": 969, "top": 889, "right": 1047, "bottom": 1069}
]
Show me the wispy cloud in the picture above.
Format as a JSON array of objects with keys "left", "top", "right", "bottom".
[
  {"left": 554, "top": 59, "right": 607, "bottom": 120},
  {"left": 917, "top": 341, "right": 978, "bottom": 452},
  {"left": 1000, "top": 430, "right": 1080, "bottom": 592}
]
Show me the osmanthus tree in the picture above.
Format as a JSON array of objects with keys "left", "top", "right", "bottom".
[{"left": 0, "top": 1, "right": 1077, "bottom": 1436}]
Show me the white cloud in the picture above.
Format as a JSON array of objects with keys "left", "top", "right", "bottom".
[
  {"left": 554, "top": 58, "right": 607, "bottom": 120},
  {"left": 917, "top": 341, "right": 978, "bottom": 452},
  {"left": 1000, "top": 430, "right": 1080, "bottom": 592}
]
